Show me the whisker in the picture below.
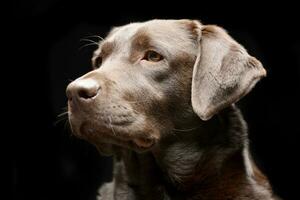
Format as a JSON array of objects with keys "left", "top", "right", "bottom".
[
  {"left": 84, "top": 35, "right": 104, "bottom": 41},
  {"left": 108, "top": 116, "right": 116, "bottom": 136},
  {"left": 54, "top": 107, "right": 69, "bottom": 126},
  {"left": 79, "top": 38, "right": 99, "bottom": 45},
  {"left": 54, "top": 116, "right": 68, "bottom": 126},
  {"left": 79, "top": 43, "right": 99, "bottom": 50},
  {"left": 57, "top": 111, "right": 68, "bottom": 118},
  {"left": 63, "top": 120, "right": 70, "bottom": 132}
]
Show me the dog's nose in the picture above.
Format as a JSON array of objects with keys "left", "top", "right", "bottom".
[{"left": 66, "top": 79, "right": 100, "bottom": 101}]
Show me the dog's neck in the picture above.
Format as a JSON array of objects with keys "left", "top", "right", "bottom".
[
  {"left": 150, "top": 105, "right": 250, "bottom": 192},
  {"left": 112, "top": 148, "right": 168, "bottom": 199},
  {"left": 113, "top": 105, "right": 271, "bottom": 199}
]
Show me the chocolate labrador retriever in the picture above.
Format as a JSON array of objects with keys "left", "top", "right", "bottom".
[{"left": 66, "top": 19, "right": 278, "bottom": 199}]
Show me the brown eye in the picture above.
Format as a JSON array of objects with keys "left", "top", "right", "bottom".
[
  {"left": 93, "top": 56, "right": 102, "bottom": 68},
  {"left": 144, "top": 50, "right": 163, "bottom": 62}
]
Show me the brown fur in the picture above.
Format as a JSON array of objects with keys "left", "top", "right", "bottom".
[{"left": 66, "top": 19, "right": 277, "bottom": 200}]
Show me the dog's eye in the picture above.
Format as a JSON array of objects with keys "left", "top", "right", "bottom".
[
  {"left": 93, "top": 56, "right": 102, "bottom": 68},
  {"left": 144, "top": 50, "right": 163, "bottom": 62}
]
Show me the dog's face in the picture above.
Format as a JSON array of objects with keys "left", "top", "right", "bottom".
[{"left": 66, "top": 19, "right": 266, "bottom": 153}]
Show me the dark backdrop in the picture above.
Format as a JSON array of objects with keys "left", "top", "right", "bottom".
[{"left": 13, "top": 1, "right": 300, "bottom": 200}]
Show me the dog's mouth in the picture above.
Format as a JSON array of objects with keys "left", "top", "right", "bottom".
[
  {"left": 67, "top": 100, "right": 161, "bottom": 153},
  {"left": 69, "top": 115, "right": 157, "bottom": 153},
  {"left": 81, "top": 125, "right": 156, "bottom": 152}
]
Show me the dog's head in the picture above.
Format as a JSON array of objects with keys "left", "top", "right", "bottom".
[{"left": 66, "top": 19, "right": 266, "bottom": 154}]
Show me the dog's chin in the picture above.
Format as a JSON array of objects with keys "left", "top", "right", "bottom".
[
  {"left": 93, "top": 134, "right": 156, "bottom": 154},
  {"left": 85, "top": 129, "right": 156, "bottom": 154},
  {"left": 69, "top": 119, "right": 157, "bottom": 154}
]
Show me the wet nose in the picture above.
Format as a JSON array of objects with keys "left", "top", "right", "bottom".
[{"left": 66, "top": 79, "right": 100, "bottom": 101}]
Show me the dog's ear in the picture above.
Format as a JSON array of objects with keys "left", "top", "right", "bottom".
[{"left": 190, "top": 22, "right": 266, "bottom": 120}]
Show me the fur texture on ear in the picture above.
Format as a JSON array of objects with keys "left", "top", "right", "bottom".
[{"left": 191, "top": 22, "right": 266, "bottom": 120}]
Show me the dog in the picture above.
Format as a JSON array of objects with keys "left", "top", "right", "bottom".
[{"left": 66, "top": 19, "right": 278, "bottom": 199}]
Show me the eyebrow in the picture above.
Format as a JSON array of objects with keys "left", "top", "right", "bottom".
[
  {"left": 131, "top": 30, "right": 151, "bottom": 50},
  {"left": 98, "top": 41, "right": 116, "bottom": 57}
]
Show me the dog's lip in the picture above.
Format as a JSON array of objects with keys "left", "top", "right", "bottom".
[
  {"left": 77, "top": 123, "right": 156, "bottom": 152},
  {"left": 95, "top": 135, "right": 156, "bottom": 152}
]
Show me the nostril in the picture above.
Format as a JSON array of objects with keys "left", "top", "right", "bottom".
[{"left": 77, "top": 85, "right": 100, "bottom": 99}]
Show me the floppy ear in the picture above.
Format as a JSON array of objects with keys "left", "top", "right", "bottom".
[{"left": 191, "top": 23, "right": 266, "bottom": 120}]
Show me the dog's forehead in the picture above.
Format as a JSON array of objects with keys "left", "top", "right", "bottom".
[
  {"left": 107, "top": 22, "right": 142, "bottom": 42},
  {"left": 104, "top": 20, "right": 197, "bottom": 54}
]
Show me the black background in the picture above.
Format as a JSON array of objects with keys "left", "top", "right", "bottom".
[{"left": 13, "top": 1, "right": 300, "bottom": 200}]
